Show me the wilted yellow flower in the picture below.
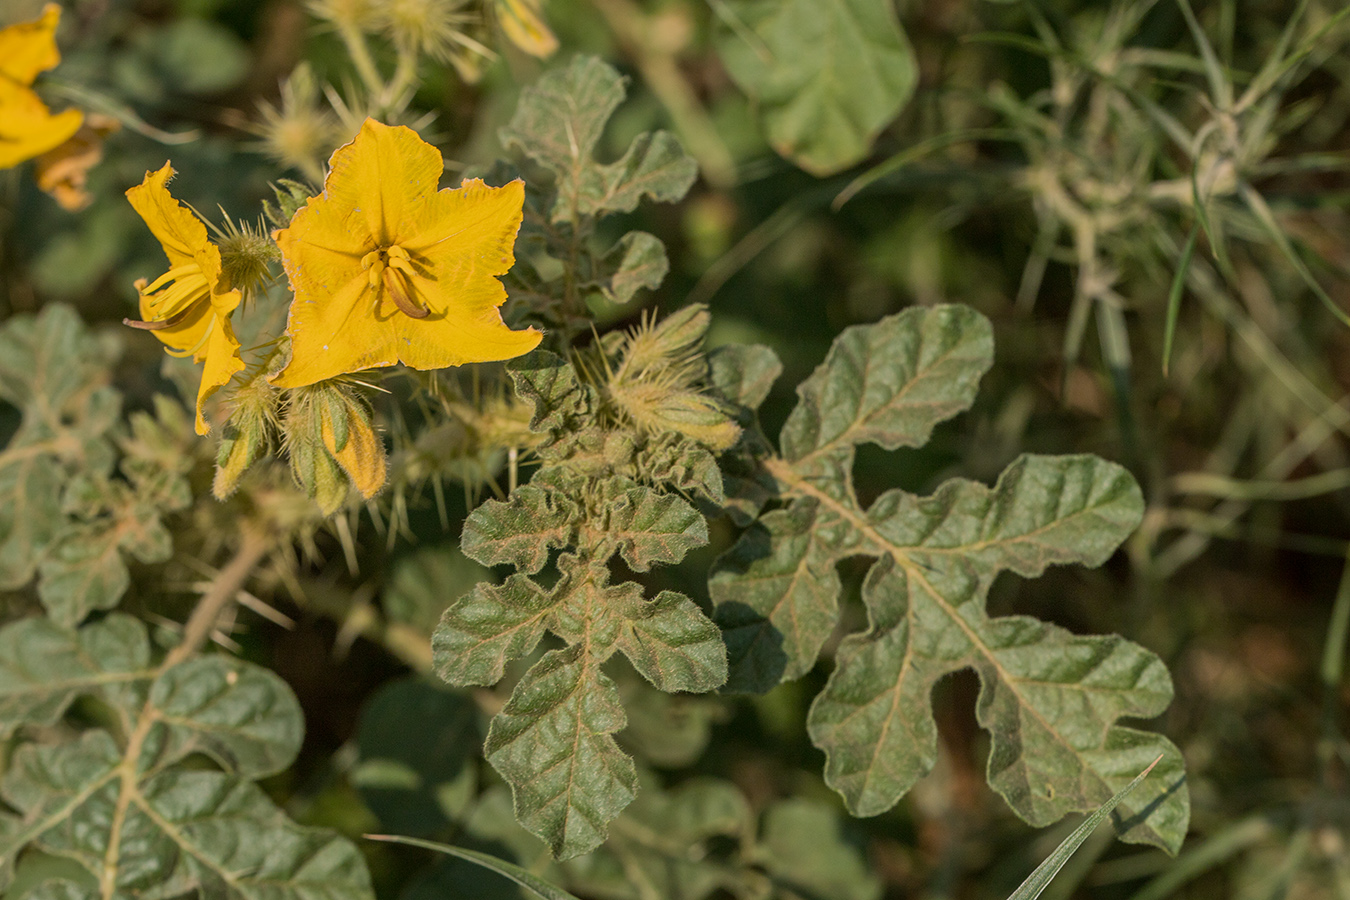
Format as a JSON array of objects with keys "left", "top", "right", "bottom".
[
  {"left": 495, "top": 0, "right": 557, "bottom": 58},
  {"left": 0, "top": 4, "right": 84, "bottom": 169},
  {"left": 35, "top": 112, "right": 120, "bottom": 211},
  {"left": 270, "top": 118, "right": 541, "bottom": 388},
  {"left": 125, "top": 163, "right": 245, "bottom": 436}
]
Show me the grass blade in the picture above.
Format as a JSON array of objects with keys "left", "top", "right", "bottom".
[
  {"left": 1006, "top": 756, "right": 1165, "bottom": 900},
  {"left": 365, "top": 834, "right": 582, "bottom": 900},
  {"left": 1163, "top": 224, "right": 1200, "bottom": 376}
]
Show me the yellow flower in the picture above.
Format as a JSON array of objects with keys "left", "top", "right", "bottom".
[
  {"left": 125, "top": 163, "right": 245, "bottom": 436},
  {"left": 270, "top": 118, "right": 541, "bottom": 389},
  {"left": 0, "top": 3, "right": 84, "bottom": 169}
]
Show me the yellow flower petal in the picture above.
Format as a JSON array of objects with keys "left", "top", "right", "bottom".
[
  {"left": 125, "top": 162, "right": 245, "bottom": 435},
  {"left": 126, "top": 163, "right": 211, "bottom": 270},
  {"left": 0, "top": 81, "right": 82, "bottom": 169},
  {"left": 0, "top": 3, "right": 64, "bottom": 86},
  {"left": 195, "top": 314, "right": 246, "bottom": 436},
  {"left": 0, "top": 4, "right": 83, "bottom": 170},
  {"left": 271, "top": 119, "right": 541, "bottom": 389}
]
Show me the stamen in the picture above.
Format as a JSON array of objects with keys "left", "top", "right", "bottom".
[
  {"left": 123, "top": 302, "right": 200, "bottom": 331},
  {"left": 382, "top": 267, "right": 429, "bottom": 318}
]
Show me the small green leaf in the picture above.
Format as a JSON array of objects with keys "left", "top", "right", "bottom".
[
  {"left": 500, "top": 56, "right": 626, "bottom": 186},
  {"left": 596, "top": 483, "right": 708, "bottom": 572},
  {"left": 595, "top": 231, "right": 669, "bottom": 304},
  {"left": 149, "top": 656, "right": 304, "bottom": 778},
  {"left": 462, "top": 485, "right": 577, "bottom": 574},
  {"left": 433, "top": 576, "right": 557, "bottom": 686},
  {"left": 485, "top": 645, "right": 638, "bottom": 859},
  {"left": 501, "top": 57, "right": 697, "bottom": 223},
  {"left": 708, "top": 343, "right": 783, "bottom": 412},
  {"left": 715, "top": 0, "right": 918, "bottom": 175},
  {"left": 615, "top": 590, "right": 727, "bottom": 693}
]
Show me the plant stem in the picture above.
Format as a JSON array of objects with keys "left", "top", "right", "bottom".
[
  {"left": 165, "top": 528, "right": 271, "bottom": 668},
  {"left": 337, "top": 22, "right": 387, "bottom": 102}
]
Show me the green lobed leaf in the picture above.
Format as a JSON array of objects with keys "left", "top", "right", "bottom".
[
  {"left": 1, "top": 735, "right": 371, "bottom": 899},
  {"left": 433, "top": 575, "right": 558, "bottom": 686},
  {"left": 715, "top": 0, "right": 918, "bottom": 175},
  {"left": 462, "top": 484, "right": 577, "bottom": 574},
  {"left": 0, "top": 614, "right": 152, "bottom": 737},
  {"left": 148, "top": 656, "right": 304, "bottom": 778},
  {"left": 614, "top": 590, "right": 727, "bottom": 693},
  {"left": 500, "top": 56, "right": 697, "bottom": 223},
  {"left": 714, "top": 305, "right": 1189, "bottom": 852},
  {"left": 485, "top": 645, "right": 638, "bottom": 859},
  {"left": 500, "top": 55, "right": 626, "bottom": 185},
  {"left": 0, "top": 616, "right": 373, "bottom": 898}
]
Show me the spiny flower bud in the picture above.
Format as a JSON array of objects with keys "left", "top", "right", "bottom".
[
  {"left": 377, "top": 0, "right": 485, "bottom": 64},
  {"left": 251, "top": 64, "right": 341, "bottom": 184},
  {"left": 603, "top": 304, "right": 741, "bottom": 451},
  {"left": 214, "top": 219, "right": 279, "bottom": 299},
  {"left": 213, "top": 373, "right": 281, "bottom": 499}
]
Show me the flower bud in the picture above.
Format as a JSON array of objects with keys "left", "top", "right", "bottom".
[
  {"left": 283, "top": 380, "right": 387, "bottom": 514},
  {"left": 213, "top": 374, "right": 280, "bottom": 499}
]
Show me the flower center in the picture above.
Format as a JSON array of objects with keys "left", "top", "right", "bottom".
[{"left": 361, "top": 244, "right": 429, "bottom": 319}]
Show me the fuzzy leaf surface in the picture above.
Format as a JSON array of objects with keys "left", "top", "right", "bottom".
[
  {"left": 596, "top": 231, "right": 669, "bottom": 304},
  {"left": 615, "top": 590, "right": 727, "bottom": 693},
  {"left": 0, "top": 616, "right": 373, "bottom": 898},
  {"left": 484, "top": 645, "right": 638, "bottom": 859},
  {"left": 714, "top": 305, "right": 1189, "bottom": 852},
  {"left": 433, "top": 575, "right": 557, "bottom": 686},
  {"left": 0, "top": 305, "right": 119, "bottom": 591},
  {"left": 462, "top": 484, "right": 577, "bottom": 574},
  {"left": 595, "top": 483, "right": 708, "bottom": 572},
  {"left": 716, "top": 0, "right": 918, "bottom": 175}
]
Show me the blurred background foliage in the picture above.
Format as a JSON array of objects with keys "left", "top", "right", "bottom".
[{"left": 3, "top": 0, "right": 1350, "bottom": 897}]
